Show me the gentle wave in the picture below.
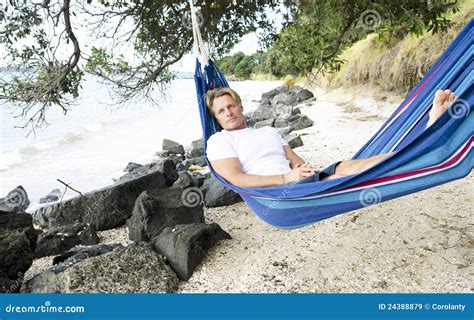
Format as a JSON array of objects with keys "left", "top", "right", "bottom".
[{"left": 0, "top": 120, "right": 105, "bottom": 171}]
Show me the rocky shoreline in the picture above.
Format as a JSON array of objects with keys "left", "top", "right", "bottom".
[{"left": 1, "top": 84, "right": 317, "bottom": 293}]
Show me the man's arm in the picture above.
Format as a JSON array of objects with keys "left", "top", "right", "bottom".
[
  {"left": 283, "top": 145, "right": 306, "bottom": 168},
  {"left": 210, "top": 158, "right": 285, "bottom": 188},
  {"left": 210, "top": 157, "right": 317, "bottom": 188}
]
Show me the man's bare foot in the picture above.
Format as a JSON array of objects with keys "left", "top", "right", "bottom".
[{"left": 427, "top": 89, "right": 457, "bottom": 128}]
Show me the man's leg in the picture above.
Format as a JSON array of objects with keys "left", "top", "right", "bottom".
[{"left": 322, "top": 89, "right": 457, "bottom": 181}]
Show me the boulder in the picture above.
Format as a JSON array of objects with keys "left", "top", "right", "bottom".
[
  {"left": 26, "top": 243, "right": 179, "bottom": 293},
  {"left": 274, "top": 117, "right": 289, "bottom": 128},
  {"left": 0, "top": 277, "right": 23, "bottom": 293},
  {"left": 186, "top": 156, "right": 207, "bottom": 167},
  {"left": 155, "top": 150, "right": 183, "bottom": 158},
  {"left": 272, "top": 90, "right": 299, "bottom": 106},
  {"left": 39, "top": 188, "right": 62, "bottom": 204},
  {"left": 254, "top": 118, "right": 275, "bottom": 129},
  {"left": 52, "top": 243, "right": 123, "bottom": 265},
  {"left": 0, "top": 211, "right": 38, "bottom": 292},
  {"left": 287, "top": 114, "right": 300, "bottom": 122},
  {"left": 171, "top": 171, "right": 198, "bottom": 190},
  {"left": 261, "top": 86, "right": 288, "bottom": 104},
  {"left": 126, "top": 189, "right": 204, "bottom": 242},
  {"left": 276, "top": 126, "right": 294, "bottom": 138},
  {"left": 244, "top": 115, "right": 256, "bottom": 128},
  {"left": 289, "top": 115, "right": 314, "bottom": 131},
  {"left": 176, "top": 160, "right": 191, "bottom": 172},
  {"left": 252, "top": 104, "right": 292, "bottom": 122},
  {"left": 251, "top": 105, "right": 274, "bottom": 121},
  {"left": 296, "top": 89, "right": 314, "bottom": 102},
  {"left": 35, "top": 223, "right": 100, "bottom": 258},
  {"left": 200, "top": 175, "right": 242, "bottom": 207},
  {"left": 292, "top": 107, "right": 301, "bottom": 115},
  {"left": 32, "top": 171, "right": 167, "bottom": 231},
  {"left": 284, "top": 134, "right": 304, "bottom": 149},
  {"left": 0, "top": 186, "right": 30, "bottom": 213},
  {"left": 115, "top": 158, "right": 178, "bottom": 187},
  {"left": 162, "top": 139, "right": 185, "bottom": 155},
  {"left": 123, "top": 162, "right": 143, "bottom": 173},
  {"left": 185, "top": 139, "right": 204, "bottom": 158},
  {"left": 190, "top": 172, "right": 207, "bottom": 188},
  {"left": 152, "top": 223, "right": 231, "bottom": 280}
]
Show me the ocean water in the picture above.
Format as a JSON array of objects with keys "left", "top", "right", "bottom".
[{"left": 0, "top": 76, "right": 280, "bottom": 212}]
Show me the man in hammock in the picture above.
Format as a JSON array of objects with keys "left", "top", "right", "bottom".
[{"left": 205, "top": 87, "right": 457, "bottom": 188}]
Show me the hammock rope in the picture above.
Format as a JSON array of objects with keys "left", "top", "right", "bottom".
[{"left": 190, "top": 9, "right": 473, "bottom": 229}]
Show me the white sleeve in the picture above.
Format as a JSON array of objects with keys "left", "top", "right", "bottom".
[
  {"left": 206, "top": 133, "right": 238, "bottom": 161},
  {"left": 268, "top": 127, "right": 288, "bottom": 146}
]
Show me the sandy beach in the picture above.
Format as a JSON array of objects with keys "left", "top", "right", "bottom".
[{"left": 24, "top": 84, "right": 473, "bottom": 293}]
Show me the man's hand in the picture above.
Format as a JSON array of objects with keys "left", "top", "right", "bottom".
[{"left": 284, "top": 162, "right": 317, "bottom": 183}]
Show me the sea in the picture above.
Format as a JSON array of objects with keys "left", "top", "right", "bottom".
[{"left": 0, "top": 76, "right": 280, "bottom": 212}]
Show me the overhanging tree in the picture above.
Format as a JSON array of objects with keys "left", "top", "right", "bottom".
[
  {"left": 0, "top": 0, "right": 459, "bottom": 134},
  {"left": 0, "top": 0, "right": 280, "bottom": 134}
]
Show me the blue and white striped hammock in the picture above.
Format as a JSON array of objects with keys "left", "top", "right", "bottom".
[{"left": 192, "top": 11, "right": 473, "bottom": 229}]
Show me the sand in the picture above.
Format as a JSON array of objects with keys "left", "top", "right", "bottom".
[
  {"left": 176, "top": 85, "right": 473, "bottom": 293},
  {"left": 24, "top": 85, "right": 473, "bottom": 293}
]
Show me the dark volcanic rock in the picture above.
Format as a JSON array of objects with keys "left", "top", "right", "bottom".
[
  {"left": 0, "top": 186, "right": 30, "bottom": 213},
  {"left": 126, "top": 189, "right": 204, "bottom": 242},
  {"left": 52, "top": 243, "right": 123, "bottom": 265},
  {"left": 289, "top": 115, "right": 314, "bottom": 131},
  {"left": 162, "top": 139, "right": 185, "bottom": 155},
  {"left": 35, "top": 223, "right": 100, "bottom": 258},
  {"left": 152, "top": 223, "right": 231, "bottom": 280},
  {"left": 123, "top": 162, "right": 143, "bottom": 173},
  {"left": 32, "top": 171, "right": 167, "bottom": 231},
  {"left": 200, "top": 176, "right": 242, "bottom": 207},
  {"left": 26, "top": 243, "right": 179, "bottom": 293},
  {"left": 171, "top": 171, "right": 198, "bottom": 189},
  {"left": 296, "top": 89, "right": 314, "bottom": 102},
  {"left": 254, "top": 118, "right": 275, "bottom": 128},
  {"left": 186, "top": 156, "right": 207, "bottom": 167},
  {"left": 39, "top": 188, "right": 62, "bottom": 204},
  {"left": 185, "top": 139, "right": 204, "bottom": 158},
  {"left": 284, "top": 134, "right": 304, "bottom": 149},
  {"left": 276, "top": 126, "right": 294, "bottom": 138},
  {"left": 115, "top": 158, "right": 178, "bottom": 187},
  {"left": 0, "top": 211, "right": 37, "bottom": 292}
]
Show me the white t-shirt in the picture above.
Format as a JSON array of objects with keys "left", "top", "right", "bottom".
[{"left": 206, "top": 126, "right": 292, "bottom": 176}]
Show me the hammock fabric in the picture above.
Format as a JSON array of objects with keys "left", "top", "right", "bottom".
[{"left": 193, "top": 17, "right": 473, "bottom": 229}]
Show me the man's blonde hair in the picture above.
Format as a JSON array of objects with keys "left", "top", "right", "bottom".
[{"left": 206, "top": 87, "right": 242, "bottom": 116}]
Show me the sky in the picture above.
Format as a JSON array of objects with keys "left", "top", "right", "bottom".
[
  {"left": 171, "top": 32, "right": 262, "bottom": 72},
  {"left": 0, "top": 2, "right": 287, "bottom": 73}
]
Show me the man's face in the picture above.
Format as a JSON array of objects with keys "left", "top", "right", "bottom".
[{"left": 212, "top": 94, "right": 247, "bottom": 131}]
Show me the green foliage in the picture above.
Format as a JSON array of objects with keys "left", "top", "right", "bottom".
[
  {"left": 86, "top": 47, "right": 113, "bottom": 74},
  {"left": 0, "top": 0, "right": 460, "bottom": 131},
  {"left": 0, "top": 0, "right": 279, "bottom": 131},
  {"left": 234, "top": 55, "right": 258, "bottom": 79},
  {"left": 266, "top": 0, "right": 459, "bottom": 77}
]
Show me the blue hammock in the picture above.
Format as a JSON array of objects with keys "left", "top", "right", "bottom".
[{"left": 193, "top": 18, "right": 473, "bottom": 230}]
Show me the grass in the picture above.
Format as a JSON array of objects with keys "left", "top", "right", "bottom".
[{"left": 324, "top": 1, "right": 474, "bottom": 94}]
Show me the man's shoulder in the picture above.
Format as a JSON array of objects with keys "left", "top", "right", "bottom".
[{"left": 207, "top": 130, "right": 231, "bottom": 146}]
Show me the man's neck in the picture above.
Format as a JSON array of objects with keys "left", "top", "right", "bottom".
[{"left": 224, "top": 121, "right": 248, "bottom": 131}]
